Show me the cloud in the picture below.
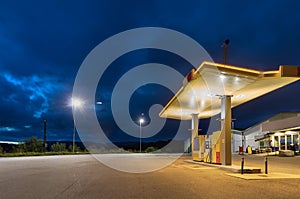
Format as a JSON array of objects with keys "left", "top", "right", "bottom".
[
  {"left": 2, "top": 72, "right": 63, "bottom": 118},
  {"left": 0, "top": 126, "right": 19, "bottom": 132}
]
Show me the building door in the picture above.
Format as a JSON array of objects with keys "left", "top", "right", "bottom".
[
  {"left": 280, "top": 136, "right": 285, "bottom": 150},
  {"left": 287, "top": 135, "right": 292, "bottom": 150}
]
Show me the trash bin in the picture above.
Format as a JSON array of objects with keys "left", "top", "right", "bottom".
[
  {"left": 294, "top": 144, "right": 299, "bottom": 152},
  {"left": 239, "top": 146, "right": 243, "bottom": 154}
]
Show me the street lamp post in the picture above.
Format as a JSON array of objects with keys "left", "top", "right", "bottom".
[
  {"left": 139, "top": 118, "right": 144, "bottom": 153},
  {"left": 71, "top": 98, "right": 83, "bottom": 153},
  {"left": 72, "top": 119, "right": 76, "bottom": 153}
]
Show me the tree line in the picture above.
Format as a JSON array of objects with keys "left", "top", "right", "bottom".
[{"left": 0, "top": 136, "right": 84, "bottom": 154}]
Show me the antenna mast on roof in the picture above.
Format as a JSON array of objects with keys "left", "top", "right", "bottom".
[{"left": 222, "top": 39, "right": 230, "bottom": 64}]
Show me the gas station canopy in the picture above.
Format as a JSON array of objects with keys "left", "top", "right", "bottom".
[{"left": 159, "top": 61, "right": 300, "bottom": 120}]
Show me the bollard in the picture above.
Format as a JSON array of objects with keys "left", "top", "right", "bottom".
[
  {"left": 241, "top": 157, "right": 244, "bottom": 175},
  {"left": 265, "top": 157, "right": 268, "bottom": 174}
]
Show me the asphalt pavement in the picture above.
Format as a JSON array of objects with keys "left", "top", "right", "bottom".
[{"left": 0, "top": 154, "right": 299, "bottom": 199}]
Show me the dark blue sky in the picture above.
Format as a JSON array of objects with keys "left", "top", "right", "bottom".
[{"left": 1, "top": 0, "right": 300, "bottom": 142}]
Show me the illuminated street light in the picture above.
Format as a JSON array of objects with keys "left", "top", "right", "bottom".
[
  {"left": 139, "top": 118, "right": 145, "bottom": 153},
  {"left": 71, "top": 97, "right": 83, "bottom": 153},
  {"left": 72, "top": 98, "right": 83, "bottom": 108}
]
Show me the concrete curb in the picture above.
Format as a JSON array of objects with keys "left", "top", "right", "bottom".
[
  {"left": 227, "top": 173, "right": 300, "bottom": 180},
  {"left": 184, "top": 160, "right": 261, "bottom": 173}
]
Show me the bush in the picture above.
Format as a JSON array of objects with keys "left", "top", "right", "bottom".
[
  {"left": 0, "top": 145, "right": 3, "bottom": 153},
  {"left": 51, "top": 142, "right": 67, "bottom": 152},
  {"left": 145, "top": 146, "right": 157, "bottom": 153},
  {"left": 68, "top": 144, "right": 81, "bottom": 152},
  {"left": 23, "top": 136, "right": 44, "bottom": 152}
]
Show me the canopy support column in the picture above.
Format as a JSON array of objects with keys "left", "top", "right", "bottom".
[
  {"left": 191, "top": 113, "right": 199, "bottom": 160},
  {"left": 220, "top": 95, "right": 232, "bottom": 165}
]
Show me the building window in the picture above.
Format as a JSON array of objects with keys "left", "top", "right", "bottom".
[
  {"left": 287, "top": 135, "right": 292, "bottom": 150},
  {"left": 280, "top": 136, "right": 285, "bottom": 150},
  {"left": 293, "top": 134, "right": 298, "bottom": 145}
]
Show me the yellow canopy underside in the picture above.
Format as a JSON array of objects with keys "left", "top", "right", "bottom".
[{"left": 159, "top": 62, "right": 300, "bottom": 120}]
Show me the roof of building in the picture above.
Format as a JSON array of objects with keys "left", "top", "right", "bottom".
[
  {"left": 267, "top": 112, "right": 300, "bottom": 122},
  {"left": 243, "top": 112, "right": 300, "bottom": 135}
]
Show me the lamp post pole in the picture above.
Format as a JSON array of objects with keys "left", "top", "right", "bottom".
[
  {"left": 139, "top": 118, "right": 144, "bottom": 153},
  {"left": 71, "top": 98, "right": 83, "bottom": 153},
  {"left": 43, "top": 120, "right": 47, "bottom": 152},
  {"left": 139, "top": 121, "right": 142, "bottom": 153},
  {"left": 73, "top": 119, "right": 76, "bottom": 153}
]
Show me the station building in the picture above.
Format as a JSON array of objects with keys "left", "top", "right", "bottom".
[{"left": 232, "top": 112, "right": 300, "bottom": 153}]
